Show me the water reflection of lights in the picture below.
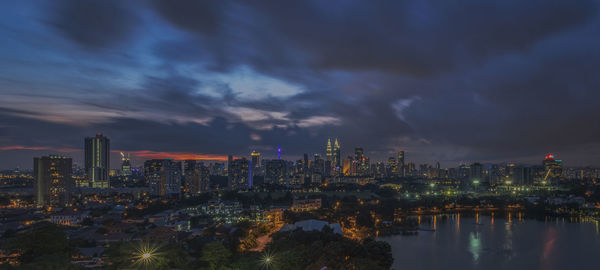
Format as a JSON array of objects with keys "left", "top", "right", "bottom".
[
  {"left": 469, "top": 232, "right": 482, "bottom": 264},
  {"left": 504, "top": 215, "right": 514, "bottom": 261},
  {"left": 456, "top": 213, "right": 461, "bottom": 234},
  {"left": 541, "top": 227, "right": 557, "bottom": 269}
]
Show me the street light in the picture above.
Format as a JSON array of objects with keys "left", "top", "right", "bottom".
[
  {"left": 134, "top": 242, "right": 159, "bottom": 269},
  {"left": 260, "top": 251, "right": 276, "bottom": 269}
]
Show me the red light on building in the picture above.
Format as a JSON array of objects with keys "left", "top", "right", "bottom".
[{"left": 545, "top": 154, "right": 555, "bottom": 160}]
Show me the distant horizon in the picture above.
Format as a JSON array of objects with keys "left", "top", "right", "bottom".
[{"left": 0, "top": 142, "right": 589, "bottom": 171}]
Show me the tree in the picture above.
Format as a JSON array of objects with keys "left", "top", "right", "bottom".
[
  {"left": 266, "top": 228, "right": 393, "bottom": 270},
  {"left": 6, "top": 223, "right": 80, "bottom": 269},
  {"left": 202, "top": 242, "right": 232, "bottom": 270}
]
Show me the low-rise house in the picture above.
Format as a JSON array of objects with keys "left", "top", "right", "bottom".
[
  {"left": 198, "top": 199, "right": 244, "bottom": 224},
  {"left": 290, "top": 197, "right": 321, "bottom": 212},
  {"left": 51, "top": 209, "right": 89, "bottom": 226},
  {"left": 262, "top": 208, "right": 284, "bottom": 223}
]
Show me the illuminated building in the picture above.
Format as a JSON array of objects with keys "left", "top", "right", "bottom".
[
  {"left": 397, "top": 151, "right": 405, "bottom": 177},
  {"left": 489, "top": 164, "right": 501, "bottom": 186},
  {"left": 311, "top": 154, "right": 324, "bottom": 183},
  {"left": 333, "top": 139, "right": 341, "bottom": 168},
  {"left": 183, "top": 160, "right": 200, "bottom": 194},
  {"left": 388, "top": 157, "right": 397, "bottom": 176},
  {"left": 265, "top": 159, "right": 287, "bottom": 185},
  {"left": 34, "top": 155, "right": 72, "bottom": 208},
  {"left": 354, "top": 148, "right": 368, "bottom": 176},
  {"left": 120, "top": 152, "right": 132, "bottom": 177},
  {"left": 458, "top": 164, "right": 471, "bottom": 179},
  {"left": 512, "top": 166, "right": 534, "bottom": 185},
  {"left": 325, "top": 139, "right": 337, "bottom": 176},
  {"left": 84, "top": 133, "right": 110, "bottom": 188},
  {"left": 360, "top": 156, "right": 370, "bottom": 176},
  {"left": 144, "top": 159, "right": 181, "bottom": 197},
  {"left": 354, "top": 148, "right": 364, "bottom": 163},
  {"left": 406, "top": 162, "right": 416, "bottom": 177},
  {"left": 470, "top": 163, "right": 483, "bottom": 184},
  {"left": 326, "top": 139, "right": 333, "bottom": 162},
  {"left": 211, "top": 162, "right": 226, "bottom": 176},
  {"left": 291, "top": 197, "right": 322, "bottom": 212},
  {"left": 199, "top": 165, "right": 210, "bottom": 191},
  {"left": 343, "top": 157, "right": 352, "bottom": 176},
  {"left": 303, "top": 153, "right": 309, "bottom": 178},
  {"left": 250, "top": 150, "right": 261, "bottom": 178},
  {"left": 542, "top": 154, "right": 563, "bottom": 184},
  {"left": 228, "top": 157, "right": 250, "bottom": 189},
  {"left": 375, "top": 162, "right": 386, "bottom": 179}
]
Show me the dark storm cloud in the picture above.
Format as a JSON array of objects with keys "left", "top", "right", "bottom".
[
  {"left": 403, "top": 21, "right": 600, "bottom": 161},
  {"left": 48, "top": 0, "right": 138, "bottom": 48},
  {"left": 2, "top": 0, "right": 600, "bottom": 168},
  {"left": 150, "top": 0, "right": 225, "bottom": 35},
  {"left": 150, "top": 0, "right": 597, "bottom": 75}
]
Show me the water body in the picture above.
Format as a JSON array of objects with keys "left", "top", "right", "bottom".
[{"left": 379, "top": 214, "right": 600, "bottom": 270}]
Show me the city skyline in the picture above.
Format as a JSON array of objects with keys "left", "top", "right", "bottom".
[
  {"left": 0, "top": 133, "right": 581, "bottom": 170},
  {"left": 0, "top": 134, "right": 588, "bottom": 171},
  {"left": 0, "top": 133, "right": 590, "bottom": 172},
  {"left": 2, "top": 1, "right": 600, "bottom": 168}
]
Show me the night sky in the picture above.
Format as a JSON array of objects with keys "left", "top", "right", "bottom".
[{"left": 1, "top": 0, "right": 600, "bottom": 169}]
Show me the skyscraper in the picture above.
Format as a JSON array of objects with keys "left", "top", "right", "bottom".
[
  {"left": 120, "top": 152, "right": 132, "bottom": 177},
  {"left": 354, "top": 148, "right": 364, "bottom": 163},
  {"left": 326, "top": 139, "right": 333, "bottom": 162},
  {"left": 183, "top": 160, "right": 199, "bottom": 194},
  {"left": 84, "top": 133, "right": 110, "bottom": 188},
  {"left": 250, "top": 151, "right": 261, "bottom": 188},
  {"left": 397, "top": 151, "right": 405, "bottom": 177},
  {"left": 144, "top": 159, "right": 181, "bottom": 197},
  {"left": 470, "top": 163, "right": 483, "bottom": 184},
  {"left": 199, "top": 164, "right": 210, "bottom": 191},
  {"left": 333, "top": 139, "right": 341, "bottom": 168},
  {"left": 34, "top": 155, "right": 72, "bottom": 208},
  {"left": 311, "top": 154, "right": 324, "bottom": 183},
  {"left": 388, "top": 157, "right": 397, "bottom": 176},
  {"left": 265, "top": 159, "right": 287, "bottom": 185},
  {"left": 542, "top": 154, "right": 563, "bottom": 184},
  {"left": 251, "top": 151, "right": 261, "bottom": 176},
  {"left": 228, "top": 157, "right": 250, "bottom": 189}
]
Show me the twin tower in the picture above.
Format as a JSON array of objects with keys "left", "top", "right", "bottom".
[{"left": 326, "top": 138, "right": 341, "bottom": 168}]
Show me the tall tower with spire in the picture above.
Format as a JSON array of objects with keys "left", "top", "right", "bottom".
[
  {"left": 333, "top": 138, "right": 341, "bottom": 168},
  {"left": 326, "top": 139, "right": 333, "bottom": 162}
]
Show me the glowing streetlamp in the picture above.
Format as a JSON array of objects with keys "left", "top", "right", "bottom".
[
  {"left": 260, "top": 251, "right": 276, "bottom": 269},
  {"left": 133, "top": 242, "right": 159, "bottom": 269}
]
